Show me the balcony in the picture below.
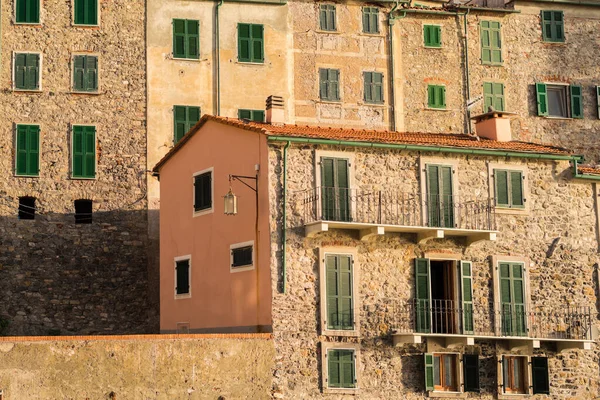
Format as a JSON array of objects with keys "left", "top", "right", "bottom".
[
  {"left": 300, "top": 187, "right": 497, "bottom": 244},
  {"left": 373, "top": 299, "right": 595, "bottom": 351}
]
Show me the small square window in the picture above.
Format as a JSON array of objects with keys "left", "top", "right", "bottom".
[
  {"left": 16, "top": 0, "right": 40, "bottom": 24},
  {"left": 238, "top": 109, "right": 265, "bottom": 122},
  {"left": 319, "top": 68, "right": 340, "bottom": 102},
  {"left": 14, "top": 53, "right": 41, "bottom": 91},
  {"left": 327, "top": 349, "right": 356, "bottom": 389},
  {"left": 74, "top": 199, "right": 92, "bottom": 224},
  {"left": 423, "top": 25, "right": 441, "bottom": 48},
  {"left": 74, "top": 0, "right": 98, "bottom": 25},
  {"left": 18, "top": 196, "right": 36, "bottom": 220},
  {"left": 72, "top": 55, "right": 98, "bottom": 92},
  {"left": 238, "top": 23, "right": 264, "bottom": 63},
  {"left": 175, "top": 258, "right": 191, "bottom": 296},
  {"left": 319, "top": 4, "right": 336, "bottom": 31},
  {"left": 174, "top": 105, "right": 200, "bottom": 143},
  {"left": 230, "top": 241, "right": 254, "bottom": 271},
  {"left": 362, "top": 7, "right": 379, "bottom": 34},
  {"left": 363, "top": 72, "right": 383, "bottom": 104},
  {"left": 427, "top": 85, "right": 446, "bottom": 109},
  {"left": 193, "top": 170, "right": 212, "bottom": 213},
  {"left": 494, "top": 169, "right": 524, "bottom": 208},
  {"left": 173, "top": 19, "right": 200, "bottom": 60},
  {"left": 541, "top": 10, "right": 564, "bottom": 42}
]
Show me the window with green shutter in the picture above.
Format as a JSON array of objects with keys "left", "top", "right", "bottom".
[
  {"left": 426, "top": 164, "right": 453, "bottom": 228},
  {"left": 415, "top": 258, "right": 431, "bottom": 333},
  {"left": 15, "top": 124, "right": 40, "bottom": 177},
  {"left": 325, "top": 254, "right": 354, "bottom": 330},
  {"left": 319, "top": 4, "right": 336, "bottom": 31},
  {"left": 427, "top": 85, "right": 446, "bottom": 109},
  {"left": 423, "top": 25, "right": 441, "bottom": 48},
  {"left": 71, "top": 125, "right": 96, "bottom": 179},
  {"left": 72, "top": 55, "right": 98, "bottom": 92},
  {"left": 320, "top": 156, "right": 349, "bottom": 221},
  {"left": 175, "top": 258, "right": 190, "bottom": 295},
  {"left": 173, "top": 105, "right": 201, "bottom": 143},
  {"left": 238, "top": 109, "right": 265, "bottom": 122},
  {"left": 238, "top": 23, "right": 264, "bottom": 63},
  {"left": 499, "top": 263, "right": 527, "bottom": 336},
  {"left": 74, "top": 0, "right": 98, "bottom": 25},
  {"left": 463, "top": 354, "right": 480, "bottom": 392},
  {"left": 483, "top": 82, "right": 505, "bottom": 112},
  {"left": 14, "top": 53, "right": 40, "bottom": 91},
  {"left": 363, "top": 72, "right": 383, "bottom": 104},
  {"left": 502, "top": 356, "right": 527, "bottom": 394},
  {"left": 541, "top": 10, "right": 564, "bottom": 42},
  {"left": 461, "top": 261, "right": 474, "bottom": 334},
  {"left": 327, "top": 349, "right": 356, "bottom": 389},
  {"left": 494, "top": 169, "right": 524, "bottom": 208},
  {"left": 362, "top": 7, "right": 379, "bottom": 34},
  {"left": 173, "top": 19, "right": 200, "bottom": 59},
  {"left": 424, "top": 353, "right": 435, "bottom": 391},
  {"left": 531, "top": 357, "right": 550, "bottom": 395},
  {"left": 536, "top": 83, "right": 581, "bottom": 118},
  {"left": 319, "top": 68, "right": 340, "bottom": 102},
  {"left": 570, "top": 84, "right": 583, "bottom": 118},
  {"left": 16, "top": 0, "right": 39, "bottom": 24},
  {"left": 480, "top": 21, "right": 502, "bottom": 65}
]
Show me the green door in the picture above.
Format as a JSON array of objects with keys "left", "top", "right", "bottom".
[
  {"left": 461, "top": 261, "right": 474, "bottom": 335},
  {"left": 321, "top": 157, "right": 350, "bottom": 222},
  {"left": 415, "top": 258, "right": 431, "bottom": 333},
  {"left": 326, "top": 254, "right": 353, "bottom": 330},
  {"left": 426, "top": 165, "right": 454, "bottom": 228},
  {"left": 499, "top": 263, "right": 527, "bottom": 336}
]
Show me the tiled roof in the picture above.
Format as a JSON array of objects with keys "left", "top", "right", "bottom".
[
  {"left": 153, "top": 115, "right": 572, "bottom": 172},
  {"left": 578, "top": 165, "right": 600, "bottom": 176}
]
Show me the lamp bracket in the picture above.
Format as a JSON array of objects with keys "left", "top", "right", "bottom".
[{"left": 229, "top": 174, "right": 258, "bottom": 193}]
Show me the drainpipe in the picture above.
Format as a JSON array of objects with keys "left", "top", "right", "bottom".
[
  {"left": 461, "top": 9, "right": 472, "bottom": 134},
  {"left": 215, "top": 0, "right": 224, "bottom": 116},
  {"left": 387, "top": 1, "right": 406, "bottom": 132},
  {"left": 281, "top": 141, "right": 290, "bottom": 293}
]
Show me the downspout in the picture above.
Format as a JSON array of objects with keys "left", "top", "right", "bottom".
[
  {"left": 387, "top": 1, "right": 401, "bottom": 132},
  {"left": 282, "top": 141, "right": 291, "bottom": 293},
  {"left": 462, "top": 9, "right": 472, "bottom": 134},
  {"left": 215, "top": 0, "right": 224, "bottom": 116}
]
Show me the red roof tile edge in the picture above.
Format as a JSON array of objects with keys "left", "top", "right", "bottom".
[
  {"left": 0, "top": 333, "right": 273, "bottom": 342},
  {"left": 578, "top": 165, "right": 600, "bottom": 176}
]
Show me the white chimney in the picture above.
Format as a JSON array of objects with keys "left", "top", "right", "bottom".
[
  {"left": 266, "top": 95, "right": 285, "bottom": 125},
  {"left": 471, "top": 108, "right": 517, "bottom": 142}
]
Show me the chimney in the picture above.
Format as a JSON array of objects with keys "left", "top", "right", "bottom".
[
  {"left": 266, "top": 95, "right": 285, "bottom": 125},
  {"left": 471, "top": 107, "right": 517, "bottom": 142}
]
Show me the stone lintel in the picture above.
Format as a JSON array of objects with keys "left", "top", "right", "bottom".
[{"left": 359, "top": 226, "right": 385, "bottom": 241}]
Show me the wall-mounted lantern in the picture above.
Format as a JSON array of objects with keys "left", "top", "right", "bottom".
[{"left": 224, "top": 174, "right": 257, "bottom": 216}]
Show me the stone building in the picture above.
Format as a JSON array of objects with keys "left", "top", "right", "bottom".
[
  {"left": 0, "top": 0, "right": 153, "bottom": 335},
  {"left": 153, "top": 102, "right": 600, "bottom": 398}
]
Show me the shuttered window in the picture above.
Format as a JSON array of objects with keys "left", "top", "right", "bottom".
[
  {"left": 72, "top": 125, "right": 96, "bottom": 179},
  {"left": 362, "top": 7, "right": 379, "bottom": 34},
  {"left": 424, "top": 25, "right": 441, "bottom": 48},
  {"left": 426, "top": 164, "right": 454, "bottom": 228},
  {"left": 14, "top": 53, "right": 40, "bottom": 91},
  {"left": 74, "top": 0, "right": 98, "bottom": 25},
  {"left": 231, "top": 245, "right": 253, "bottom": 268},
  {"left": 16, "top": 0, "right": 39, "bottom": 23},
  {"left": 502, "top": 356, "right": 527, "bottom": 394},
  {"left": 320, "top": 157, "right": 349, "bottom": 221},
  {"left": 480, "top": 21, "right": 502, "bottom": 65},
  {"left": 173, "top": 19, "right": 200, "bottom": 59},
  {"left": 499, "top": 263, "right": 527, "bottom": 336},
  {"left": 363, "top": 72, "right": 383, "bottom": 104},
  {"left": 536, "top": 83, "right": 581, "bottom": 118},
  {"left": 424, "top": 353, "right": 435, "bottom": 391},
  {"left": 319, "top": 68, "right": 340, "bottom": 102},
  {"left": 325, "top": 254, "right": 354, "bottom": 330},
  {"left": 175, "top": 259, "right": 190, "bottom": 295},
  {"left": 415, "top": 258, "right": 431, "bottom": 333},
  {"left": 194, "top": 171, "right": 212, "bottom": 212},
  {"left": 541, "top": 10, "right": 564, "bottom": 42},
  {"left": 319, "top": 4, "right": 336, "bottom": 31},
  {"left": 531, "top": 357, "right": 550, "bottom": 395},
  {"left": 238, "top": 109, "right": 265, "bottom": 122},
  {"left": 173, "top": 105, "right": 200, "bottom": 143},
  {"left": 570, "top": 84, "right": 583, "bottom": 118},
  {"left": 427, "top": 85, "right": 446, "bottom": 109},
  {"left": 327, "top": 349, "right": 356, "bottom": 389},
  {"left": 238, "top": 23, "right": 264, "bottom": 63},
  {"left": 494, "top": 169, "right": 524, "bottom": 208},
  {"left": 463, "top": 354, "right": 480, "bottom": 392},
  {"left": 15, "top": 124, "right": 40, "bottom": 177},
  {"left": 73, "top": 55, "right": 98, "bottom": 92},
  {"left": 461, "top": 261, "right": 474, "bottom": 334},
  {"left": 483, "top": 82, "right": 505, "bottom": 112}
]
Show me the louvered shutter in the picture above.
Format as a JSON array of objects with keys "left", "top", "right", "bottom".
[
  {"left": 28, "top": 125, "right": 40, "bottom": 175},
  {"left": 173, "top": 19, "right": 186, "bottom": 58},
  {"left": 335, "top": 158, "right": 349, "bottom": 221},
  {"left": 510, "top": 171, "right": 524, "bottom": 207},
  {"left": 72, "top": 126, "right": 84, "bottom": 177},
  {"left": 73, "top": 55, "right": 85, "bottom": 91},
  {"left": 596, "top": 86, "right": 600, "bottom": 119},
  {"left": 340, "top": 350, "right": 356, "bottom": 388},
  {"left": 86, "top": 0, "right": 97, "bottom": 25},
  {"left": 238, "top": 24, "right": 250, "bottom": 62},
  {"left": 415, "top": 258, "right": 431, "bottom": 333},
  {"left": 15, "top": 53, "right": 27, "bottom": 89},
  {"left": 16, "top": 125, "right": 29, "bottom": 175},
  {"left": 440, "top": 166, "right": 453, "bottom": 227},
  {"left": 511, "top": 263, "right": 526, "bottom": 336},
  {"left": 374, "top": 72, "right": 383, "bottom": 103},
  {"left": 424, "top": 353, "right": 434, "bottom": 391},
  {"left": 495, "top": 169, "right": 509, "bottom": 206},
  {"left": 253, "top": 110, "right": 265, "bottom": 122},
  {"left": 321, "top": 157, "right": 334, "bottom": 220},
  {"left": 531, "top": 357, "right": 550, "bottom": 395},
  {"left": 463, "top": 354, "right": 480, "bottom": 392},
  {"left": 570, "top": 85, "right": 583, "bottom": 119},
  {"left": 536, "top": 83, "right": 548, "bottom": 116},
  {"left": 175, "top": 260, "right": 190, "bottom": 295},
  {"left": 499, "top": 263, "right": 512, "bottom": 336},
  {"left": 329, "top": 69, "right": 340, "bottom": 101},
  {"left": 461, "top": 261, "right": 474, "bottom": 334},
  {"left": 83, "top": 126, "right": 96, "bottom": 178},
  {"left": 252, "top": 24, "right": 264, "bottom": 62},
  {"left": 174, "top": 106, "right": 187, "bottom": 143},
  {"left": 364, "top": 72, "right": 372, "bottom": 103},
  {"left": 187, "top": 20, "right": 200, "bottom": 59},
  {"left": 26, "top": 53, "right": 39, "bottom": 90}
]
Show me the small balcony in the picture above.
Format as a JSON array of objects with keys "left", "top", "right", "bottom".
[
  {"left": 379, "top": 299, "right": 595, "bottom": 351},
  {"left": 300, "top": 187, "right": 497, "bottom": 244}
]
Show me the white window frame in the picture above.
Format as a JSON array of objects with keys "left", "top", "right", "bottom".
[
  {"left": 544, "top": 82, "right": 571, "bottom": 119},
  {"left": 174, "top": 255, "right": 192, "bottom": 299},
  {"left": 70, "top": 52, "right": 101, "bottom": 94},
  {"left": 487, "top": 162, "right": 529, "bottom": 214},
  {"left": 192, "top": 167, "right": 214, "bottom": 217},
  {"left": 491, "top": 256, "right": 531, "bottom": 337},
  {"left": 13, "top": 122, "right": 41, "bottom": 178},
  {"left": 419, "top": 157, "right": 460, "bottom": 227},
  {"left": 71, "top": 0, "right": 100, "bottom": 27},
  {"left": 14, "top": 0, "right": 42, "bottom": 25},
  {"left": 497, "top": 354, "right": 532, "bottom": 398},
  {"left": 230, "top": 240, "right": 255, "bottom": 273},
  {"left": 69, "top": 123, "right": 98, "bottom": 180},
  {"left": 12, "top": 51, "right": 43, "bottom": 92},
  {"left": 314, "top": 149, "right": 355, "bottom": 220},
  {"left": 320, "top": 342, "right": 360, "bottom": 394}
]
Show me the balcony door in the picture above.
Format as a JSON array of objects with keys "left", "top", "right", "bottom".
[
  {"left": 321, "top": 157, "right": 350, "bottom": 222},
  {"left": 499, "top": 262, "right": 527, "bottom": 336},
  {"left": 426, "top": 164, "right": 454, "bottom": 228}
]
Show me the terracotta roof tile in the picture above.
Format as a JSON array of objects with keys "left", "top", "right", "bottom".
[{"left": 578, "top": 165, "right": 600, "bottom": 175}]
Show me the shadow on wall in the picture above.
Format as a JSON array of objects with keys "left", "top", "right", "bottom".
[{"left": 0, "top": 208, "right": 157, "bottom": 336}]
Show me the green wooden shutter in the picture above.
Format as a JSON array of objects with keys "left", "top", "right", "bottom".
[
  {"left": 480, "top": 21, "right": 491, "bottom": 64},
  {"left": 73, "top": 55, "right": 98, "bottom": 92},
  {"left": 238, "top": 109, "right": 252, "bottom": 120},
  {"left": 542, "top": 11, "right": 564, "bottom": 42},
  {"left": 187, "top": 20, "right": 200, "bottom": 59},
  {"left": 252, "top": 24, "right": 264, "bottom": 62},
  {"left": 536, "top": 83, "right": 548, "bottom": 116},
  {"left": 15, "top": 53, "right": 26, "bottom": 89},
  {"left": 26, "top": 53, "right": 39, "bottom": 90},
  {"left": 463, "top": 354, "right": 480, "bottom": 392},
  {"left": 340, "top": 350, "right": 356, "bottom": 388},
  {"left": 321, "top": 157, "right": 334, "bottom": 220},
  {"left": 554, "top": 11, "right": 564, "bottom": 41},
  {"left": 500, "top": 263, "right": 526, "bottom": 336},
  {"left": 424, "top": 25, "right": 441, "bottom": 47},
  {"left": 328, "top": 349, "right": 355, "bottom": 388},
  {"left": 72, "top": 126, "right": 83, "bottom": 177},
  {"left": 362, "top": 7, "right": 378, "bottom": 34},
  {"left": 74, "top": 0, "right": 85, "bottom": 24},
  {"left": 570, "top": 85, "right": 583, "bottom": 119},
  {"left": 72, "top": 126, "right": 95, "bottom": 178},
  {"left": 173, "top": 19, "right": 186, "bottom": 58},
  {"left": 253, "top": 110, "right": 265, "bottom": 122},
  {"left": 511, "top": 263, "right": 526, "bottom": 336},
  {"left": 173, "top": 106, "right": 188, "bottom": 143},
  {"left": 238, "top": 24, "right": 250, "bottom": 62},
  {"left": 325, "top": 254, "right": 353, "bottom": 330},
  {"left": 373, "top": 72, "right": 383, "bottom": 103},
  {"left": 188, "top": 106, "right": 200, "bottom": 129},
  {"left": 428, "top": 165, "right": 453, "bottom": 228},
  {"left": 328, "top": 349, "right": 341, "bottom": 387},
  {"left": 484, "top": 82, "right": 505, "bottom": 111},
  {"left": 16, "top": 125, "right": 39, "bottom": 176},
  {"left": 596, "top": 86, "right": 600, "bottom": 119},
  {"left": 87, "top": 0, "right": 98, "bottom": 25},
  {"left": 16, "top": 125, "right": 28, "bottom": 175},
  {"left": 510, "top": 171, "right": 524, "bottom": 207},
  {"left": 336, "top": 158, "right": 349, "bottom": 221},
  {"left": 329, "top": 69, "right": 340, "bottom": 101},
  {"left": 75, "top": 0, "right": 97, "bottom": 25},
  {"left": 424, "top": 353, "right": 434, "bottom": 391},
  {"left": 499, "top": 263, "right": 513, "bottom": 336},
  {"left": 493, "top": 82, "right": 505, "bottom": 111},
  {"left": 320, "top": 5, "right": 336, "bottom": 31},
  {"left": 175, "top": 260, "right": 190, "bottom": 294},
  {"left": 16, "top": 0, "right": 40, "bottom": 23},
  {"left": 426, "top": 165, "right": 439, "bottom": 226},
  {"left": 531, "top": 357, "right": 550, "bottom": 395},
  {"left": 415, "top": 258, "right": 430, "bottom": 333},
  {"left": 73, "top": 55, "right": 85, "bottom": 91},
  {"left": 461, "top": 261, "right": 474, "bottom": 334},
  {"left": 481, "top": 21, "right": 503, "bottom": 64},
  {"left": 319, "top": 69, "right": 328, "bottom": 100},
  {"left": 495, "top": 169, "right": 509, "bottom": 206},
  {"left": 364, "top": 72, "right": 373, "bottom": 103}
]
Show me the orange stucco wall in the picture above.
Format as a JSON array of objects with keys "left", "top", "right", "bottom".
[{"left": 158, "top": 120, "right": 272, "bottom": 333}]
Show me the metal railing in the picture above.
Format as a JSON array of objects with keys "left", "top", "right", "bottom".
[
  {"left": 300, "top": 187, "right": 496, "bottom": 231},
  {"left": 367, "top": 299, "right": 593, "bottom": 341}
]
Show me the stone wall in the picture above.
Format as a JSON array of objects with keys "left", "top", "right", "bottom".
[
  {"left": 268, "top": 142, "right": 600, "bottom": 399},
  {"left": 0, "top": 334, "right": 274, "bottom": 399}
]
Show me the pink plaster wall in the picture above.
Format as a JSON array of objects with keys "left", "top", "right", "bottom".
[{"left": 158, "top": 120, "right": 272, "bottom": 332}]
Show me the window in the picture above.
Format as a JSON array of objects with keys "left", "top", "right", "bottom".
[
  {"left": 327, "top": 349, "right": 356, "bottom": 389},
  {"left": 502, "top": 356, "right": 527, "bottom": 394},
  {"left": 230, "top": 241, "right": 254, "bottom": 271},
  {"left": 463, "top": 354, "right": 480, "bottom": 392},
  {"left": 72, "top": 125, "right": 96, "bottom": 179},
  {"left": 499, "top": 355, "right": 550, "bottom": 395},
  {"left": 536, "top": 83, "right": 582, "bottom": 118},
  {"left": 14, "top": 53, "right": 40, "bottom": 91},
  {"left": 193, "top": 170, "right": 212, "bottom": 213},
  {"left": 363, "top": 72, "right": 383, "bottom": 104},
  {"left": 238, "top": 23, "right": 264, "bottom": 63},
  {"left": 483, "top": 82, "right": 505, "bottom": 112},
  {"left": 238, "top": 109, "right": 265, "bottom": 122},
  {"left": 175, "top": 257, "right": 191, "bottom": 297},
  {"left": 423, "top": 25, "right": 441, "bottom": 48},
  {"left": 498, "top": 262, "right": 526, "bottom": 336},
  {"left": 74, "top": 199, "right": 92, "bottom": 224},
  {"left": 531, "top": 357, "right": 550, "bottom": 394},
  {"left": 480, "top": 21, "right": 502, "bottom": 65},
  {"left": 541, "top": 10, "right": 564, "bottom": 42},
  {"left": 72, "top": 55, "right": 98, "bottom": 92},
  {"left": 425, "top": 353, "right": 458, "bottom": 392},
  {"left": 427, "top": 85, "right": 446, "bottom": 109},
  {"left": 173, "top": 19, "right": 199, "bottom": 60},
  {"left": 362, "top": 7, "right": 379, "bottom": 34},
  {"left": 18, "top": 196, "right": 36, "bottom": 220},
  {"left": 15, "top": 124, "right": 39, "bottom": 177},
  {"left": 74, "top": 0, "right": 98, "bottom": 25},
  {"left": 320, "top": 156, "right": 349, "bottom": 221},
  {"left": 494, "top": 169, "right": 524, "bottom": 208},
  {"left": 425, "top": 164, "right": 454, "bottom": 228},
  {"left": 16, "top": 0, "right": 40, "bottom": 24},
  {"left": 319, "top": 4, "right": 336, "bottom": 31},
  {"left": 319, "top": 68, "right": 340, "bottom": 102},
  {"left": 173, "top": 105, "right": 200, "bottom": 143},
  {"left": 325, "top": 254, "right": 354, "bottom": 330}
]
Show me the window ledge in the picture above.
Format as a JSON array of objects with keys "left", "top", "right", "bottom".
[
  {"left": 481, "top": 62, "right": 504, "bottom": 67},
  {"left": 359, "top": 32, "right": 383, "bottom": 37},
  {"left": 316, "top": 29, "right": 341, "bottom": 35},
  {"left": 14, "top": 22, "right": 42, "bottom": 26},
  {"left": 14, "top": 174, "right": 39, "bottom": 178},
  {"left": 230, "top": 265, "right": 255, "bottom": 273},
  {"left": 543, "top": 116, "right": 572, "bottom": 120},
  {"left": 428, "top": 391, "right": 468, "bottom": 398},
  {"left": 542, "top": 41, "right": 566, "bottom": 45},
  {"left": 425, "top": 107, "right": 448, "bottom": 111},
  {"left": 359, "top": 102, "right": 386, "bottom": 107},
  {"left": 316, "top": 100, "right": 342, "bottom": 105},
  {"left": 322, "top": 387, "right": 358, "bottom": 395},
  {"left": 72, "top": 24, "right": 100, "bottom": 29},
  {"left": 497, "top": 394, "right": 529, "bottom": 399},
  {"left": 495, "top": 207, "right": 529, "bottom": 215},
  {"left": 171, "top": 56, "right": 204, "bottom": 62},
  {"left": 193, "top": 208, "right": 214, "bottom": 218},
  {"left": 235, "top": 61, "right": 265, "bottom": 66},
  {"left": 69, "top": 91, "right": 102, "bottom": 96},
  {"left": 424, "top": 45, "right": 443, "bottom": 49},
  {"left": 12, "top": 89, "right": 42, "bottom": 93},
  {"left": 321, "top": 329, "right": 360, "bottom": 337},
  {"left": 175, "top": 293, "right": 191, "bottom": 300},
  {"left": 71, "top": 176, "right": 97, "bottom": 180}
]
